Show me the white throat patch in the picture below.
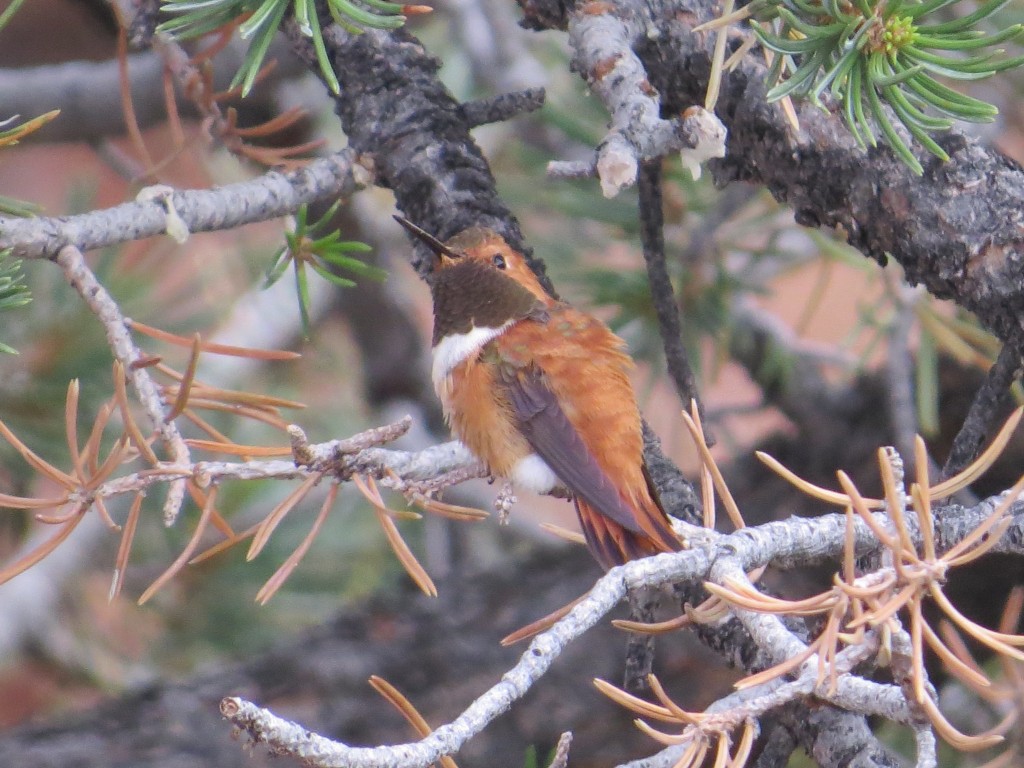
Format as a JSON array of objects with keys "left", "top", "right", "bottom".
[{"left": 432, "top": 321, "right": 514, "bottom": 390}]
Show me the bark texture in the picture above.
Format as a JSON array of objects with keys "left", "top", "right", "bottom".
[{"left": 520, "top": 0, "right": 1024, "bottom": 353}]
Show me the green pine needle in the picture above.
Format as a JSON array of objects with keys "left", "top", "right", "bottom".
[
  {"left": 751, "top": 0, "right": 1024, "bottom": 173},
  {"left": 0, "top": 250, "right": 32, "bottom": 354},
  {"left": 263, "top": 205, "right": 386, "bottom": 336},
  {"left": 159, "top": 0, "right": 417, "bottom": 96}
]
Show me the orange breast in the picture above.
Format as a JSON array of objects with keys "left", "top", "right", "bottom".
[
  {"left": 436, "top": 348, "right": 533, "bottom": 477},
  {"left": 437, "top": 307, "right": 649, "bottom": 494}
]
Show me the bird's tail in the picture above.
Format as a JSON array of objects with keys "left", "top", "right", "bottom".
[{"left": 574, "top": 495, "right": 682, "bottom": 570}]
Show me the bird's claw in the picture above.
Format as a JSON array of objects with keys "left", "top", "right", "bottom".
[{"left": 549, "top": 485, "right": 574, "bottom": 501}]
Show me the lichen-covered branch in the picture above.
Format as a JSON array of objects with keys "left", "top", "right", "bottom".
[
  {"left": 57, "top": 244, "right": 189, "bottom": 525},
  {"left": 0, "top": 150, "right": 359, "bottom": 260},
  {"left": 221, "top": 489, "right": 1024, "bottom": 767},
  {"left": 556, "top": 0, "right": 725, "bottom": 195}
]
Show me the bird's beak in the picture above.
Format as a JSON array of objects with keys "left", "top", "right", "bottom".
[{"left": 393, "top": 215, "right": 461, "bottom": 269}]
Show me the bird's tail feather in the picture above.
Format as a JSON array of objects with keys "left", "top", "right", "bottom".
[{"left": 575, "top": 498, "right": 681, "bottom": 570}]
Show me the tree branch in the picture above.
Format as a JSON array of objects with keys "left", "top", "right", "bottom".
[
  {"left": 519, "top": 0, "right": 1024, "bottom": 353},
  {"left": 637, "top": 160, "right": 706, "bottom": 424},
  {"left": 57, "top": 244, "right": 189, "bottom": 525},
  {"left": 0, "top": 150, "right": 359, "bottom": 260},
  {"left": 285, "top": 22, "right": 540, "bottom": 277},
  {"left": 941, "top": 344, "right": 1023, "bottom": 481},
  {"left": 562, "top": 1, "right": 725, "bottom": 196},
  {"left": 0, "top": 43, "right": 304, "bottom": 145},
  {"left": 220, "top": 490, "right": 1024, "bottom": 767},
  {"left": 459, "top": 88, "right": 547, "bottom": 128}
]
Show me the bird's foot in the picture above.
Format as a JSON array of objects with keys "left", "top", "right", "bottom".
[{"left": 548, "top": 485, "right": 574, "bottom": 501}]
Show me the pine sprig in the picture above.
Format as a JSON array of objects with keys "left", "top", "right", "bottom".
[
  {"left": 263, "top": 202, "right": 386, "bottom": 335},
  {"left": 752, "top": 0, "right": 1024, "bottom": 174},
  {"left": 158, "top": 0, "right": 431, "bottom": 96},
  {"left": 0, "top": 250, "right": 32, "bottom": 355}
]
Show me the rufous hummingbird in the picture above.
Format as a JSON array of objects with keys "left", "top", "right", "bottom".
[{"left": 395, "top": 216, "right": 682, "bottom": 570}]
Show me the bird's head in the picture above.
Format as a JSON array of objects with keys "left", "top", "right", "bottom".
[{"left": 394, "top": 216, "right": 550, "bottom": 345}]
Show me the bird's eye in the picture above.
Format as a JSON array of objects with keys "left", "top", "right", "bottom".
[{"left": 491, "top": 253, "right": 507, "bottom": 269}]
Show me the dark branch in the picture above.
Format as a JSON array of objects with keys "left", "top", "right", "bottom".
[
  {"left": 885, "top": 299, "right": 918, "bottom": 465},
  {"left": 518, "top": 0, "right": 1024, "bottom": 355},
  {"left": 459, "top": 88, "right": 547, "bottom": 128},
  {"left": 283, "top": 20, "right": 556, "bottom": 290},
  {"left": 641, "top": 424, "right": 702, "bottom": 526},
  {"left": 941, "top": 344, "right": 1023, "bottom": 480},
  {"left": 623, "top": 589, "right": 658, "bottom": 692},
  {"left": 126, "top": 0, "right": 161, "bottom": 49},
  {"left": 637, "top": 159, "right": 707, "bottom": 433}
]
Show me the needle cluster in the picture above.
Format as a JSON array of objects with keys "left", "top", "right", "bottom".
[
  {"left": 264, "top": 201, "right": 386, "bottom": 335},
  {"left": 751, "top": 0, "right": 1024, "bottom": 173},
  {"left": 587, "top": 403, "right": 1024, "bottom": 766},
  {"left": 158, "top": 0, "right": 431, "bottom": 96},
  {"left": 0, "top": 250, "right": 30, "bottom": 354}
]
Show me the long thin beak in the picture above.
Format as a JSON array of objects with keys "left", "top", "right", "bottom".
[{"left": 393, "top": 215, "right": 462, "bottom": 266}]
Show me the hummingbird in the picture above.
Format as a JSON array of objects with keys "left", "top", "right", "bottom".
[{"left": 395, "top": 216, "right": 682, "bottom": 570}]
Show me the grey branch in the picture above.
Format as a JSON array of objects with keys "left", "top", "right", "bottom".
[
  {"left": 521, "top": 0, "right": 1024, "bottom": 354},
  {"left": 0, "top": 150, "right": 360, "bottom": 260},
  {"left": 57, "top": 244, "right": 189, "bottom": 525},
  {"left": 221, "top": 488, "right": 1024, "bottom": 767},
  {"left": 565, "top": 2, "right": 725, "bottom": 195},
  {"left": 0, "top": 53, "right": 187, "bottom": 144},
  {"left": 0, "top": 41, "right": 305, "bottom": 144},
  {"left": 88, "top": 432, "right": 480, "bottom": 500}
]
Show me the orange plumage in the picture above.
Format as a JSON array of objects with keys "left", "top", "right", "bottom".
[{"left": 397, "top": 218, "right": 682, "bottom": 569}]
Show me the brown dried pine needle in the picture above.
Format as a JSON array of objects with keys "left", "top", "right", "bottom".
[
  {"left": 596, "top": 675, "right": 756, "bottom": 768},
  {"left": 716, "top": 410, "right": 1024, "bottom": 751}
]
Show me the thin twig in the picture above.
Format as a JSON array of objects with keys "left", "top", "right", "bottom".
[
  {"left": 548, "top": 732, "right": 573, "bottom": 768},
  {"left": 0, "top": 150, "right": 360, "bottom": 260},
  {"left": 57, "top": 244, "right": 190, "bottom": 525},
  {"left": 637, "top": 160, "right": 707, "bottom": 433},
  {"left": 75, "top": 434, "right": 478, "bottom": 512},
  {"left": 458, "top": 88, "right": 546, "bottom": 128},
  {"left": 886, "top": 287, "right": 919, "bottom": 467},
  {"left": 941, "top": 344, "right": 1023, "bottom": 481}
]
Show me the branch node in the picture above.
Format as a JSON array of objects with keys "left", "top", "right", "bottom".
[
  {"left": 136, "top": 184, "right": 190, "bottom": 244},
  {"left": 459, "top": 88, "right": 546, "bottom": 128},
  {"left": 678, "top": 107, "right": 727, "bottom": 181},
  {"left": 288, "top": 424, "right": 315, "bottom": 467}
]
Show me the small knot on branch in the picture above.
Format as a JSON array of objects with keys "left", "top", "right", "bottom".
[
  {"left": 678, "top": 106, "right": 727, "bottom": 180},
  {"left": 288, "top": 424, "right": 315, "bottom": 466},
  {"left": 459, "top": 88, "right": 546, "bottom": 128}
]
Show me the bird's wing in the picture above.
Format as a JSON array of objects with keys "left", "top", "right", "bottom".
[{"left": 500, "top": 365, "right": 645, "bottom": 535}]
